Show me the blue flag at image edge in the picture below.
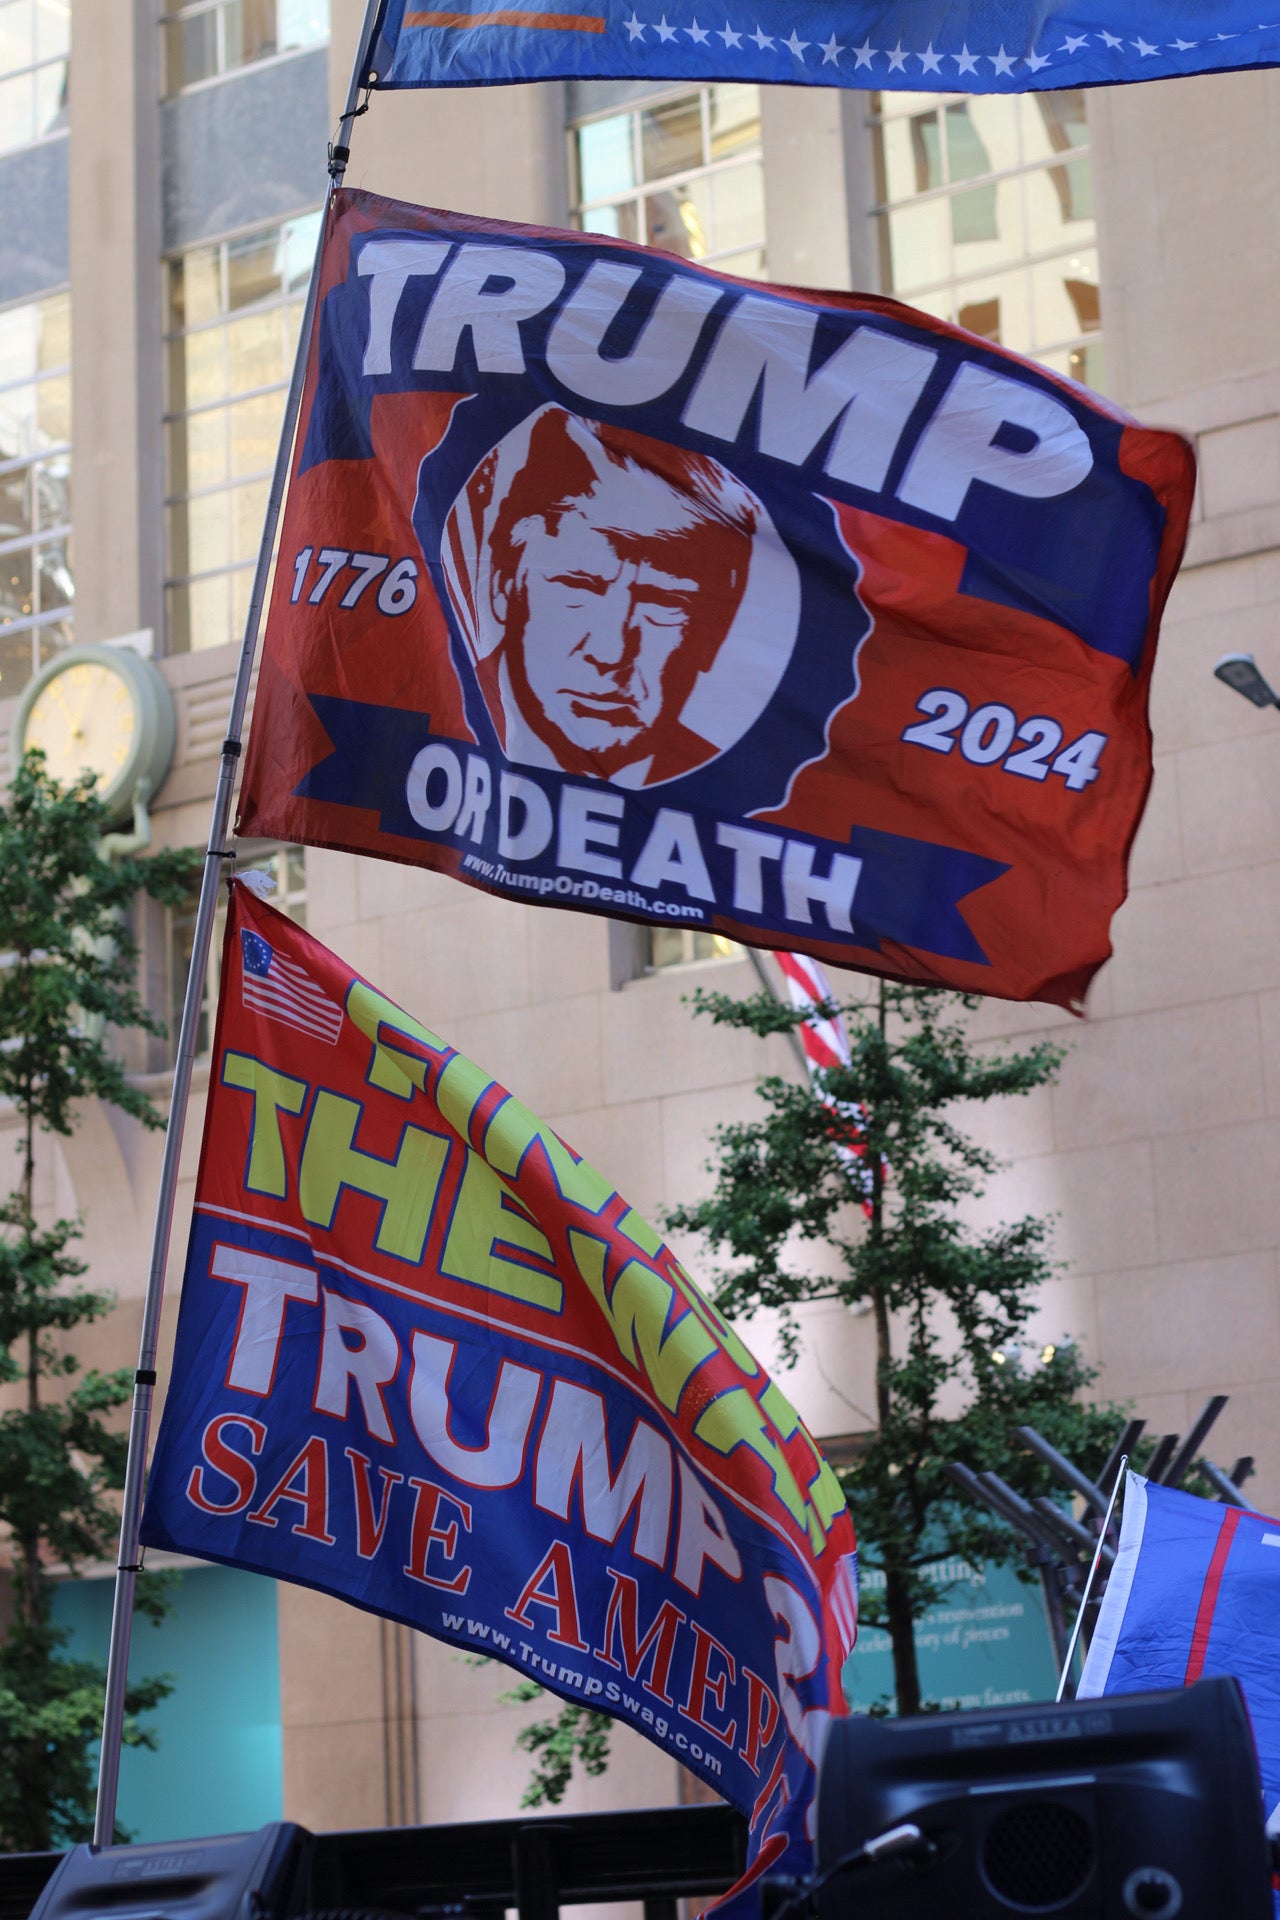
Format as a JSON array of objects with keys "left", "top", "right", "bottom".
[
  {"left": 141, "top": 888, "right": 859, "bottom": 1916},
  {"left": 1079, "top": 1473, "right": 1280, "bottom": 1894},
  {"left": 367, "top": 1, "right": 1280, "bottom": 93}
]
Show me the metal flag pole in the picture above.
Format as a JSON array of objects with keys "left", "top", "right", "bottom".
[
  {"left": 92, "top": 0, "right": 385, "bottom": 1847},
  {"left": 1054, "top": 1455, "right": 1128, "bottom": 1705}
]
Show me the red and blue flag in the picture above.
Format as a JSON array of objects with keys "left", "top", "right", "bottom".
[
  {"left": 1079, "top": 1474, "right": 1280, "bottom": 1877},
  {"left": 141, "top": 885, "right": 858, "bottom": 1898},
  {"left": 238, "top": 190, "right": 1196, "bottom": 1009},
  {"left": 364, "top": 3, "right": 1280, "bottom": 95}
]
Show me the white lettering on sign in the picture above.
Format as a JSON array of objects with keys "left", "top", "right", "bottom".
[
  {"left": 683, "top": 299, "right": 936, "bottom": 493},
  {"left": 897, "top": 362, "right": 1093, "bottom": 519},
  {"left": 365, "top": 243, "right": 1097, "bottom": 521}
]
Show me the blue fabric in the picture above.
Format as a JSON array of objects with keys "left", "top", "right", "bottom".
[
  {"left": 367, "top": 2, "right": 1280, "bottom": 94},
  {"left": 1080, "top": 1476, "right": 1280, "bottom": 1877}
]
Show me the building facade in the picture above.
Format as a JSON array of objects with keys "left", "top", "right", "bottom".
[{"left": 2, "top": 0, "right": 1280, "bottom": 1844}]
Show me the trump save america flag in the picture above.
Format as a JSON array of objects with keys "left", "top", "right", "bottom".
[
  {"left": 1079, "top": 1475, "right": 1280, "bottom": 1843},
  {"left": 141, "top": 885, "right": 858, "bottom": 1893},
  {"left": 238, "top": 190, "right": 1196, "bottom": 1009},
  {"left": 365, "top": 2, "right": 1280, "bottom": 96}
]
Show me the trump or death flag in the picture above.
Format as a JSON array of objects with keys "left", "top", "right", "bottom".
[
  {"left": 1079, "top": 1475, "right": 1280, "bottom": 1838},
  {"left": 238, "top": 189, "right": 1196, "bottom": 1009},
  {"left": 366, "top": 4, "right": 1280, "bottom": 94},
  {"left": 142, "top": 884, "right": 859, "bottom": 1892}
]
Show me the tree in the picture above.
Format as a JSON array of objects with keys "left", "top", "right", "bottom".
[
  {"left": 664, "top": 976, "right": 1120, "bottom": 1715},
  {"left": 0, "top": 752, "right": 198, "bottom": 1848}
]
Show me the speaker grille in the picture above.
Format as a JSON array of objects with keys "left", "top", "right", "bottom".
[{"left": 981, "top": 1800, "right": 1096, "bottom": 1911}]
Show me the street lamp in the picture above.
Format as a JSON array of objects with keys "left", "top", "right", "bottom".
[{"left": 1213, "top": 652, "right": 1280, "bottom": 708}]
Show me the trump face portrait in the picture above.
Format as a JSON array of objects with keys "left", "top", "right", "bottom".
[{"left": 436, "top": 405, "right": 802, "bottom": 787}]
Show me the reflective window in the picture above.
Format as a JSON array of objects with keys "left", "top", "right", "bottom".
[
  {"left": 163, "top": 211, "right": 319, "bottom": 654},
  {"left": 160, "top": 0, "right": 327, "bottom": 92},
  {"left": 870, "top": 90, "right": 1102, "bottom": 390},
  {"left": 572, "top": 83, "right": 766, "bottom": 280},
  {"left": 648, "top": 928, "right": 740, "bottom": 970},
  {"left": 0, "top": 290, "right": 71, "bottom": 697},
  {"left": 0, "top": 0, "right": 68, "bottom": 155}
]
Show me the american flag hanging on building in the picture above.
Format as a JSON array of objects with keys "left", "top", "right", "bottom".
[
  {"left": 776, "top": 951, "right": 879, "bottom": 1217},
  {"left": 240, "top": 928, "right": 344, "bottom": 1043}
]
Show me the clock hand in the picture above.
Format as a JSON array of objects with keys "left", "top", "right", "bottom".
[{"left": 48, "top": 677, "right": 79, "bottom": 750}]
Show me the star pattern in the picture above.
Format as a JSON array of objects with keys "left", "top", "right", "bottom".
[{"left": 609, "top": 12, "right": 1280, "bottom": 85}]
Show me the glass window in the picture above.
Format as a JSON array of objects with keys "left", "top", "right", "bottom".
[
  {"left": 647, "top": 927, "right": 740, "bottom": 970},
  {"left": 869, "top": 87, "right": 1102, "bottom": 387},
  {"left": 0, "top": 0, "right": 67, "bottom": 156},
  {"left": 571, "top": 84, "right": 766, "bottom": 276},
  {"left": 0, "top": 288, "right": 72, "bottom": 698},
  {"left": 160, "top": 0, "right": 328, "bottom": 93},
  {"left": 169, "top": 842, "right": 306, "bottom": 1060},
  {"left": 163, "top": 211, "right": 319, "bottom": 655}
]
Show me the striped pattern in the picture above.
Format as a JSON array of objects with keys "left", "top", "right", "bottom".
[
  {"left": 830, "top": 1550, "right": 859, "bottom": 1656},
  {"left": 240, "top": 929, "right": 344, "bottom": 1044},
  {"left": 777, "top": 951, "right": 879, "bottom": 1216},
  {"left": 406, "top": 7, "right": 605, "bottom": 26}
]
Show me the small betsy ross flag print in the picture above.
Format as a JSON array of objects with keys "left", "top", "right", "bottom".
[{"left": 240, "top": 928, "right": 344, "bottom": 1043}]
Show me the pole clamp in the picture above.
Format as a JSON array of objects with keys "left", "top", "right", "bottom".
[
  {"left": 135, "top": 1368, "right": 157, "bottom": 1386},
  {"left": 222, "top": 737, "right": 242, "bottom": 759}
]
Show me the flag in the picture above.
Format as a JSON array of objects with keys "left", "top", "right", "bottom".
[
  {"left": 1079, "top": 1474, "right": 1280, "bottom": 1848},
  {"left": 238, "top": 190, "right": 1196, "bottom": 1010},
  {"left": 240, "top": 926, "right": 345, "bottom": 1042},
  {"left": 366, "top": 2, "right": 1280, "bottom": 94},
  {"left": 142, "top": 883, "right": 858, "bottom": 1897},
  {"left": 776, "top": 952, "right": 876, "bottom": 1217}
]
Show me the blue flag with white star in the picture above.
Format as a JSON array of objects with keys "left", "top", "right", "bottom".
[{"left": 366, "top": 2, "right": 1280, "bottom": 93}]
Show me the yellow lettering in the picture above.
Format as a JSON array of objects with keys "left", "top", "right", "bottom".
[
  {"left": 299, "top": 1090, "right": 448, "bottom": 1262},
  {"left": 694, "top": 1387, "right": 809, "bottom": 1531},
  {"left": 676, "top": 1262, "right": 760, "bottom": 1377},
  {"left": 441, "top": 1150, "right": 562, "bottom": 1311},
  {"left": 569, "top": 1230, "right": 716, "bottom": 1412},
  {"left": 221, "top": 1053, "right": 308, "bottom": 1198},
  {"left": 762, "top": 1381, "right": 847, "bottom": 1541},
  {"left": 487, "top": 1099, "right": 614, "bottom": 1213},
  {"left": 345, "top": 980, "right": 446, "bottom": 1097},
  {"left": 435, "top": 1052, "right": 495, "bottom": 1141}
]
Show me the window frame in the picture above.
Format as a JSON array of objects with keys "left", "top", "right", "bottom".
[
  {"left": 0, "top": 286, "right": 73, "bottom": 694},
  {"left": 867, "top": 88, "right": 1101, "bottom": 384},
  {"left": 0, "top": 0, "right": 70, "bottom": 157},
  {"left": 161, "top": 209, "right": 320, "bottom": 656},
  {"left": 158, "top": 0, "right": 329, "bottom": 97},
  {"left": 568, "top": 81, "right": 767, "bottom": 278}
]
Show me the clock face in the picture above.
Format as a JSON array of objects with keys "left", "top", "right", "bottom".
[{"left": 23, "top": 659, "right": 140, "bottom": 795}]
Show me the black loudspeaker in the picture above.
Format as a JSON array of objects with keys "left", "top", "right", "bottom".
[
  {"left": 26, "top": 1824, "right": 313, "bottom": 1920},
  {"left": 815, "top": 1676, "right": 1271, "bottom": 1919}
]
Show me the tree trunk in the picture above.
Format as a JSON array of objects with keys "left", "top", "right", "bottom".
[
  {"left": 20, "top": 1093, "right": 41, "bottom": 1627},
  {"left": 884, "top": 1563, "right": 922, "bottom": 1715}
]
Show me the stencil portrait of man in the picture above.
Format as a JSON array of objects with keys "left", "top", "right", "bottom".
[{"left": 437, "top": 404, "right": 800, "bottom": 787}]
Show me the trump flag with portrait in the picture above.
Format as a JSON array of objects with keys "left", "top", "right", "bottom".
[
  {"left": 238, "top": 188, "right": 1196, "bottom": 1010},
  {"left": 141, "top": 884, "right": 859, "bottom": 1902}
]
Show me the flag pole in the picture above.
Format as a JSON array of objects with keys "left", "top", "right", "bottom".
[
  {"left": 92, "top": 0, "right": 385, "bottom": 1847},
  {"left": 1054, "top": 1456, "right": 1128, "bottom": 1704}
]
